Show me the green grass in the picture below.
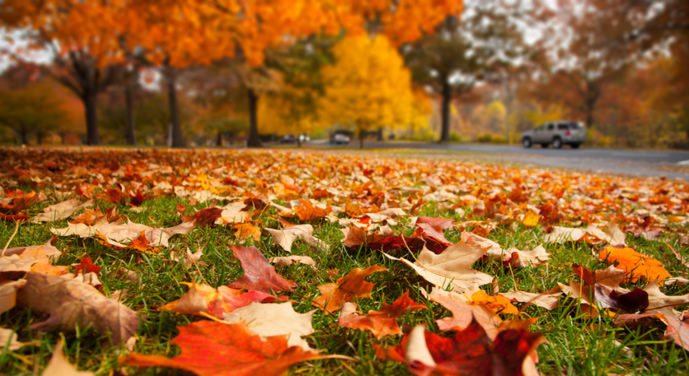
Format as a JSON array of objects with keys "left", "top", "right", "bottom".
[{"left": 1, "top": 147, "right": 689, "bottom": 375}]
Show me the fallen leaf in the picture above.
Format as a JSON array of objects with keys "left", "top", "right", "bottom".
[
  {"left": 428, "top": 288, "right": 503, "bottom": 339},
  {"left": 658, "top": 313, "right": 689, "bottom": 352},
  {"left": 265, "top": 224, "right": 329, "bottom": 253},
  {"left": 521, "top": 211, "right": 541, "bottom": 227},
  {"left": 599, "top": 246, "right": 671, "bottom": 284},
  {"left": 544, "top": 223, "right": 626, "bottom": 246},
  {"left": 398, "top": 239, "right": 494, "bottom": 293},
  {"left": 269, "top": 256, "right": 316, "bottom": 268},
  {"left": 43, "top": 340, "right": 94, "bottom": 376},
  {"left": 337, "top": 290, "right": 426, "bottom": 337},
  {"left": 233, "top": 223, "right": 262, "bottom": 242},
  {"left": 30, "top": 199, "right": 94, "bottom": 224},
  {"left": 313, "top": 266, "right": 387, "bottom": 314},
  {"left": 73, "top": 257, "right": 101, "bottom": 275},
  {"left": 162, "top": 283, "right": 282, "bottom": 318},
  {"left": 293, "top": 199, "right": 332, "bottom": 222},
  {"left": 222, "top": 302, "right": 316, "bottom": 351},
  {"left": 228, "top": 246, "right": 297, "bottom": 293},
  {"left": 470, "top": 290, "right": 519, "bottom": 315},
  {"left": 0, "top": 279, "right": 26, "bottom": 314},
  {"left": 501, "top": 290, "right": 561, "bottom": 310},
  {"left": 121, "top": 320, "right": 326, "bottom": 376},
  {"left": 0, "top": 327, "right": 33, "bottom": 353},
  {"left": 16, "top": 272, "right": 139, "bottom": 345},
  {"left": 384, "top": 319, "right": 545, "bottom": 376}
]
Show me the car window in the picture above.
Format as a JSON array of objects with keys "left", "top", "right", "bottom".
[
  {"left": 546, "top": 124, "right": 554, "bottom": 131},
  {"left": 557, "top": 123, "right": 568, "bottom": 130}
]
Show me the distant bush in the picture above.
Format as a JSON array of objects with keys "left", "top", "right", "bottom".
[
  {"left": 449, "top": 132, "right": 466, "bottom": 143},
  {"left": 476, "top": 133, "right": 493, "bottom": 143},
  {"left": 492, "top": 135, "right": 507, "bottom": 144}
]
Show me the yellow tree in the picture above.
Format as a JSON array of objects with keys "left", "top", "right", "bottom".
[{"left": 320, "top": 35, "right": 415, "bottom": 148}]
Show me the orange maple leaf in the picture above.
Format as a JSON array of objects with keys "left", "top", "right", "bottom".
[
  {"left": 313, "top": 265, "right": 387, "bottom": 314},
  {"left": 293, "top": 199, "right": 332, "bottom": 222},
  {"left": 121, "top": 321, "right": 325, "bottom": 376},
  {"left": 599, "top": 246, "right": 671, "bottom": 284},
  {"left": 338, "top": 290, "right": 426, "bottom": 337}
]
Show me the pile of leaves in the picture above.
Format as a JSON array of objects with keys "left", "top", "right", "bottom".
[{"left": 1, "top": 147, "right": 689, "bottom": 375}]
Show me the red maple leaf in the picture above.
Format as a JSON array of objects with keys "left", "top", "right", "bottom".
[
  {"left": 121, "top": 321, "right": 324, "bottom": 376},
  {"left": 379, "top": 319, "right": 545, "bottom": 376},
  {"left": 227, "top": 245, "right": 297, "bottom": 293},
  {"left": 74, "top": 257, "right": 101, "bottom": 275}
]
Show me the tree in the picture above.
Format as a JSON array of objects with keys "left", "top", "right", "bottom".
[
  {"left": 0, "top": 82, "right": 68, "bottom": 144},
  {"left": 403, "top": 1, "right": 533, "bottom": 142},
  {"left": 319, "top": 35, "right": 415, "bottom": 148},
  {"left": 0, "top": 0, "right": 130, "bottom": 145}
]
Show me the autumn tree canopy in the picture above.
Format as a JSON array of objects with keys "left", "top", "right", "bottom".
[{"left": 319, "top": 35, "right": 416, "bottom": 148}]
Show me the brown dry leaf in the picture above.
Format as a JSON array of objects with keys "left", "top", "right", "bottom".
[
  {"left": 544, "top": 223, "right": 626, "bottom": 245},
  {"left": 313, "top": 266, "right": 387, "bottom": 314},
  {"left": 398, "top": 239, "right": 493, "bottom": 293},
  {"left": 0, "top": 255, "right": 37, "bottom": 273},
  {"left": 43, "top": 340, "right": 94, "bottom": 376},
  {"left": 643, "top": 283, "right": 689, "bottom": 312},
  {"left": 0, "top": 279, "right": 27, "bottom": 314},
  {"left": 428, "top": 288, "right": 503, "bottom": 339},
  {"left": 269, "top": 256, "right": 316, "bottom": 268},
  {"left": 265, "top": 224, "right": 329, "bottom": 253},
  {"left": 30, "top": 199, "right": 94, "bottom": 224},
  {"left": 16, "top": 272, "right": 139, "bottom": 345},
  {"left": 218, "top": 201, "right": 252, "bottom": 224},
  {"left": 658, "top": 313, "right": 689, "bottom": 352},
  {"left": 171, "top": 247, "right": 205, "bottom": 269},
  {"left": 337, "top": 290, "right": 426, "bottom": 338},
  {"left": 462, "top": 232, "right": 549, "bottom": 268},
  {"left": 52, "top": 219, "right": 194, "bottom": 249},
  {"left": 501, "top": 290, "right": 561, "bottom": 310},
  {"left": 222, "top": 302, "right": 316, "bottom": 351},
  {"left": 0, "top": 327, "right": 33, "bottom": 353}
]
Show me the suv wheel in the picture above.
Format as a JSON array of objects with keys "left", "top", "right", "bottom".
[
  {"left": 552, "top": 137, "right": 563, "bottom": 149},
  {"left": 522, "top": 137, "right": 532, "bottom": 148}
]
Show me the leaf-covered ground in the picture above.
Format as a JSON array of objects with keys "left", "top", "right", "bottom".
[{"left": 1, "top": 146, "right": 689, "bottom": 375}]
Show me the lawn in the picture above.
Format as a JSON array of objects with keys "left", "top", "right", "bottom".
[{"left": 1, "top": 146, "right": 689, "bottom": 375}]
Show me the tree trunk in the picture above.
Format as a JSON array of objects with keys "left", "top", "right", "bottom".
[
  {"left": 166, "top": 66, "right": 185, "bottom": 148},
  {"left": 83, "top": 90, "right": 100, "bottom": 145},
  {"left": 216, "top": 130, "right": 223, "bottom": 147},
  {"left": 440, "top": 80, "right": 452, "bottom": 143},
  {"left": 246, "top": 88, "right": 262, "bottom": 148},
  {"left": 125, "top": 83, "right": 136, "bottom": 146},
  {"left": 36, "top": 130, "right": 44, "bottom": 145},
  {"left": 359, "top": 128, "right": 365, "bottom": 149},
  {"left": 18, "top": 127, "right": 28, "bottom": 145}
]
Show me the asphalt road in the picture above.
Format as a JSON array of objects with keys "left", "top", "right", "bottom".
[{"left": 307, "top": 141, "right": 689, "bottom": 180}]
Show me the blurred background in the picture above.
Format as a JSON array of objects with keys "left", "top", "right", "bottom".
[{"left": 0, "top": 0, "right": 687, "bottom": 149}]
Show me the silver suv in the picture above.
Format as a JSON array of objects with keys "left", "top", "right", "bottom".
[{"left": 521, "top": 121, "right": 586, "bottom": 149}]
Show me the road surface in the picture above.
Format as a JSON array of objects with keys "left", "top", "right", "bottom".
[{"left": 305, "top": 141, "right": 689, "bottom": 180}]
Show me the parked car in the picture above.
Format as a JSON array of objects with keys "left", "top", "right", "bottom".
[
  {"left": 298, "top": 134, "right": 310, "bottom": 143},
  {"left": 280, "top": 134, "right": 296, "bottom": 144},
  {"left": 521, "top": 121, "right": 587, "bottom": 149},
  {"left": 330, "top": 133, "right": 350, "bottom": 145}
]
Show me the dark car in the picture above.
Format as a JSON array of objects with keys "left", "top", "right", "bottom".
[
  {"left": 521, "top": 121, "right": 587, "bottom": 149},
  {"left": 280, "top": 134, "right": 296, "bottom": 144}
]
